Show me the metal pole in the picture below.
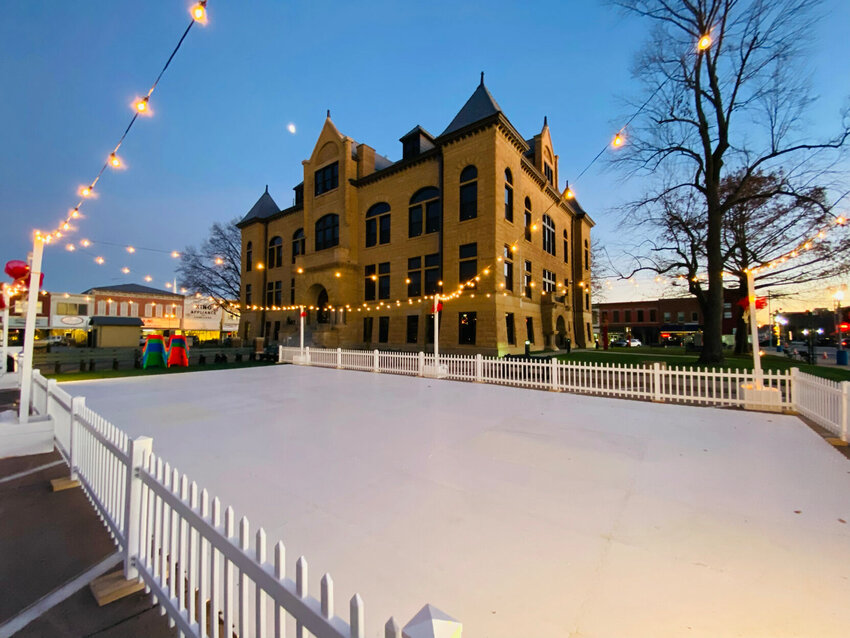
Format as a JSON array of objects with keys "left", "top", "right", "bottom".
[
  {"left": 433, "top": 293, "right": 440, "bottom": 366},
  {"left": 19, "top": 236, "right": 44, "bottom": 423},
  {"left": 1, "top": 285, "right": 9, "bottom": 377},
  {"left": 299, "top": 306, "right": 305, "bottom": 354},
  {"left": 746, "top": 269, "right": 763, "bottom": 388}
]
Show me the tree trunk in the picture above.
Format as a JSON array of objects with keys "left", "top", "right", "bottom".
[
  {"left": 699, "top": 207, "right": 726, "bottom": 365},
  {"left": 733, "top": 276, "right": 749, "bottom": 354}
]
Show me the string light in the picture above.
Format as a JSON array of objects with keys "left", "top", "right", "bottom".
[
  {"left": 144, "top": 275, "right": 153, "bottom": 282},
  {"left": 30, "top": 5, "right": 208, "bottom": 265},
  {"left": 612, "top": 132, "right": 625, "bottom": 148},
  {"left": 697, "top": 34, "right": 713, "bottom": 51},
  {"left": 121, "top": 267, "right": 130, "bottom": 274},
  {"left": 126, "top": 246, "right": 136, "bottom": 253},
  {"left": 171, "top": 251, "right": 181, "bottom": 259},
  {"left": 95, "top": 256, "right": 105, "bottom": 265}
]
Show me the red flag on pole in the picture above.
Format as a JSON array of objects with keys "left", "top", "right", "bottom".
[
  {"left": 755, "top": 297, "right": 767, "bottom": 309},
  {"left": 300, "top": 310, "right": 307, "bottom": 317},
  {"left": 431, "top": 301, "right": 443, "bottom": 314}
]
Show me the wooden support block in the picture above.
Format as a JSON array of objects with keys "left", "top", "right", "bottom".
[
  {"left": 89, "top": 569, "right": 145, "bottom": 606},
  {"left": 826, "top": 437, "right": 849, "bottom": 447},
  {"left": 50, "top": 477, "right": 81, "bottom": 492}
]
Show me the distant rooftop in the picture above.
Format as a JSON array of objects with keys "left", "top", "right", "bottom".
[{"left": 82, "top": 283, "right": 183, "bottom": 298}]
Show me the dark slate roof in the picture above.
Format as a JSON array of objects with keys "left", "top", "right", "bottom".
[
  {"left": 89, "top": 316, "right": 144, "bottom": 327},
  {"left": 237, "top": 186, "right": 280, "bottom": 226},
  {"left": 82, "top": 284, "right": 183, "bottom": 298},
  {"left": 400, "top": 125, "right": 435, "bottom": 142},
  {"left": 440, "top": 77, "right": 503, "bottom": 137}
]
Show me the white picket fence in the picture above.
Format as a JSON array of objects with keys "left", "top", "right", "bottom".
[
  {"left": 280, "top": 346, "right": 801, "bottom": 411},
  {"left": 29, "top": 369, "right": 433, "bottom": 638},
  {"left": 792, "top": 368, "right": 850, "bottom": 440}
]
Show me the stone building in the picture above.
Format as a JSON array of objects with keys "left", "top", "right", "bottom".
[{"left": 237, "top": 78, "right": 594, "bottom": 355}]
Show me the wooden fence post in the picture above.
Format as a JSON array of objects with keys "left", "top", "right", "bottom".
[
  {"left": 789, "top": 367, "right": 799, "bottom": 411},
  {"left": 550, "top": 358, "right": 559, "bottom": 391},
  {"left": 123, "top": 435, "right": 153, "bottom": 580},
  {"left": 69, "top": 396, "right": 85, "bottom": 481},
  {"left": 652, "top": 363, "right": 663, "bottom": 402},
  {"left": 46, "top": 378, "right": 58, "bottom": 416}
]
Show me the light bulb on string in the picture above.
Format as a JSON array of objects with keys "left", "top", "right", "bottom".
[
  {"left": 191, "top": 2, "right": 208, "bottom": 23},
  {"left": 144, "top": 275, "right": 153, "bottom": 282},
  {"left": 109, "top": 153, "right": 123, "bottom": 169},
  {"left": 171, "top": 251, "right": 180, "bottom": 258},
  {"left": 612, "top": 132, "right": 625, "bottom": 148},
  {"left": 95, "top": 256, "right": 105, "bottom": 265},
  {"left": 126, "top": 246, "right": 135, "bottom": 253},
  {"left": 134, "top": 97, "right": 150, "bottom": 114},
  {"left": 79, "top": 185, "right": 94, "bottom": 198},
  {"left": 697, "top": 34, "right": 713, "bottom": 51},
  {"left": 121, "top": 267, "right": 130, "bottom": 274}
]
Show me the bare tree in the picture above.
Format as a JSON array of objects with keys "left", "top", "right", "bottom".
[
  {"left": 719, "top": 171, "right": 849, "bottom": 352},
  {"left": 615, "top": 0, "right": 850, "bottom": 364},
  {"left": 177, "top": 219, "right": 241, "bottom": 310}
]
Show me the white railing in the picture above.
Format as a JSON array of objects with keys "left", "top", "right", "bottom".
[
  {"left": 30, "top": 369, "right": 445, "bottom": 638},
  {"left": 281, "top": 346, "right": 797, "bottom": 412},
  {"left": 792, "top": 368, "right": 850, "bottom": 440}
]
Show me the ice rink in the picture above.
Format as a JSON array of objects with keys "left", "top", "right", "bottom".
[{"left": 64, "top": 365, "right": 850, "bottom": 637}]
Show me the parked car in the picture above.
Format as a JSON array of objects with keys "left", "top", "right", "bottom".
[{"left": 611, "top": 338, "right": 642, "bottom": 347}]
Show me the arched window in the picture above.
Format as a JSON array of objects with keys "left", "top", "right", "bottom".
[
  {"left": 459, "top": 165, "right": 477, "bottom": 221},
  {"left": 315, "top": 214, "right": 339, "bottom": 251},
  {"left": 542, "top": 215, "right": 555, "bottom": 256},
  {"left": 409, "top": 187, "right": 440, "bottom": 237},
  {"left": 246, "top": 241, "right": 253, "bottom": 272},
  {"left": 524, "top": 197, "right": 532, "bottom": 241},
  {"left": 365, "top": 202, "right": 391, "bottom": 247},
  {"left": 292, "top": 228, "right": 305, "bottom": 263},
  {"left": 268, "top": 236, "right": 282, "bottom": 268},
  {"left": 563, "top": 229, "right": 569, "bottom": 263},
  {"left": 504, "top": 169, "right": 513, "bottom": 222}
]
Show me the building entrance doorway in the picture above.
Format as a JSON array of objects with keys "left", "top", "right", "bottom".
[
  {"left": 316, "top": 288, "right": 329, "bottom": 324},
  {"left": 556, "top": 315, "right": 567, "bottom": 348}
]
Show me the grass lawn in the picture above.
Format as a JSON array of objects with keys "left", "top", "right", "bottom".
[
  {"left": 556, "top": 348, "right": 850, "bottom": 382},
  {"left": 46, "top": 359, "right": 276, "bottom": 383}
]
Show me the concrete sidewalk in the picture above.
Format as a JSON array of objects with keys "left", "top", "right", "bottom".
[{"left": 0, "top": 390, "right": 176, "bottom": 637}]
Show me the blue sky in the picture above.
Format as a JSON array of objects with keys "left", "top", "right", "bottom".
[{"left": 1, "top": 0, "right": 848, "bottom": 305}]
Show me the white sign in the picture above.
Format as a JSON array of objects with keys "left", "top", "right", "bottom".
[
  {"left": 51, "top": 315, "right": 89, "bottom": 329},
  {"left": 183, "top": 299, "right": 223, "bottom": 331}
]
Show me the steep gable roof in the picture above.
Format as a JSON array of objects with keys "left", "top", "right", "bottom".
[
  {"left": 237, "top": 186, "right": 280, "bottom": 227},
  {"left": 440, "top": 74, "right": 503, "bottom": 137}
]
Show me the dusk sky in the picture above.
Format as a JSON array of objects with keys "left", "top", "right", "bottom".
[{"left": 2, "top": 0, "right": 848, "bottom": 309}]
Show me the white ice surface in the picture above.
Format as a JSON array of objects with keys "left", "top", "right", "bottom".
[{"left": 64, "top": 366, "right": 850, "bottom": 637}]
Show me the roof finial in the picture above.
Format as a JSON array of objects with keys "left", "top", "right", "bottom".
[
  {"left": 265, "top": 184, "right": 268, "bottom": 193},
  {"left": 543, "top": 115, "right": 548, "bottom": 127},
  {"left": 326, "top": 109, "right": 331, "bottom": 119},
  {"left": 480, "top": 71, "right": 484, "bottom": 86}
]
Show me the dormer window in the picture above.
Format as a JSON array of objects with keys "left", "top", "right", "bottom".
[{"left": 314, "top": 162, "right": 339, "bottom": 196}]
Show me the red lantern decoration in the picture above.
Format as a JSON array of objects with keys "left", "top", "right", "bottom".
[{"left": 4, "top": 260, "right": 28, "bottom": 281}]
